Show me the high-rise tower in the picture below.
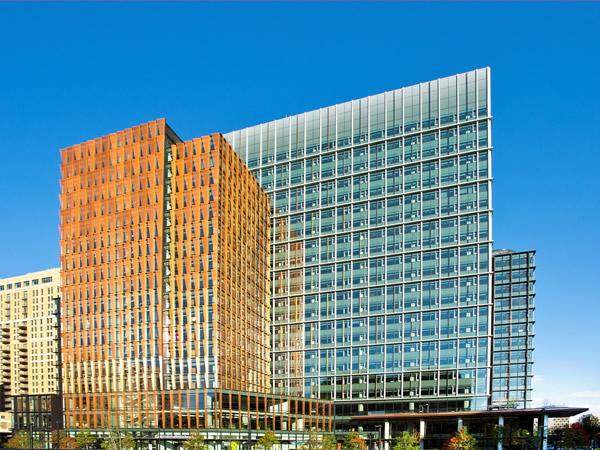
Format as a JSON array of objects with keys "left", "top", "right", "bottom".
[
  {"left": 226, "top": 68, "right": 493, "bottom": 419},
  {"left": 60, "top": 121, "right": 272, "bottom": 429}
]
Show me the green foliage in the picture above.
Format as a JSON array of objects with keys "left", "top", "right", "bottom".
[
  {"left": 321, "top": 434, "right": 337, "bottom": 450},
  {"left": 4, "top": 432, "right": 29, "bottom": 449},
  {"left": 301, "top": 431, "right": 322, "bottom": 450},
  {"left": 256, "top": 431, "right": 279, "bottom": 450},
  {"left": 3, "top": 431, "right": 43, "bottom": 449},
  {"left": 100, "top": 430, "right": 136, "bottom": 450},
  {"left": 59, "top": 435, "right": 79, "bottom": 449},
  {"left": 301, "top": 432, "right": 337, "bottom": 450},
  {"left": 342, "top": 431, "right": 366, "bottom": 450},
  {"left": 183, "top": 432, "right": 208, "bottom": 450},
  {"left": 444, "top": 427, "right": 478, "bottom": 450},
  {"left": 501, "top": 400, "right": 520, "bottom": 409},
  {"left": 483, "top": 424, "right": 503, "bottom": 442},
  {"left": 556, "top": 424, "right": 589, "bottom": 450},
  {"left": 580, "top": 414, "right": 600, "bottom": 436},
  {"left": 510, "top": 428, "right": 539, "bottom": 450},
  {"left": 76, "top": 431, "right": 98, "bottom": 449},
  {"left": 392, "top": 431, "right": 420, "bottom": 450}
]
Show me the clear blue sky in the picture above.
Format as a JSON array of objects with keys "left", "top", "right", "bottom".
[{"left": 0, "top": 3, "right": 598, "bottom": 413}]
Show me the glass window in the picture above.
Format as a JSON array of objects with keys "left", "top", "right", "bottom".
[{"left": 387, "top": 139, "right": 402, "bottom": 165}]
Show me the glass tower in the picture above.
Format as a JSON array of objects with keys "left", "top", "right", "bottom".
[
  {"left": 491, "top": 250, "right": 535, "bottom": 409},
  {"left": 226, "top": 68, "right": 493, "bottom": 418}
]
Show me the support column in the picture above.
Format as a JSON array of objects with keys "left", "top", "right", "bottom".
[
  {"left": 497, "top": 416, "right": 504, "bottom": 450},
  {"left": 458, "top": 418, "right": 463, "bottom": 431},
  {"left": 384, "top": 421, "right": 391, "bottom": 450},
  {"left": 541, "top": 414, "right": 549, "bottom": 450},
  {"left": 419, "top": 419, "right": 426, "bottom": 450}
]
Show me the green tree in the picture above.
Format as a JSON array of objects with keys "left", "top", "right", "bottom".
[
  {"left": 183, "top": 432, "right": 208, "bottom": 450},
  {"left": 100, "top": 430, "right": 136, "bottom": 450},
  {"left": 444, "top": 427, "right": 478, "bottom": 450},
  {"left": 342, "top": 431, "right": 366, "bottom": 450},
  {"left": 321, "top": 434, "right": 337, "bottom": 450},
  {"left": 3, "top": 431, "right": 43, "bottom": 449},
  {"left": 256, "top": 431, "right": 279, "bottom": 450},
  {"left": 392, "top": 431, "right": 420, "bottom": 450},
  {"left": 301, "top": 432, "right": 337, "bottom": 450},
  {"left": 510, "top": 428, "right": 539, "bottom": 450},
  {"left": 58, "top": 435, "right": 79, "bottom": 449},
  {"left": 580, "top": 414, "right": 600, "bottom": 438},
  {"left": 301, "top": 431, "right": 322, "bottom": 450},
  {"left": 556, "top": 424, "right": 588, "bottom": 450},
  {"left": 501, "top": 400, "right": 520, "bottom": 409},
  {"left": 4, "top": 432, "right": 29, "bottom": 449},
  {"left": 76, "top": 431, "right": 98, "bottom": 449}
]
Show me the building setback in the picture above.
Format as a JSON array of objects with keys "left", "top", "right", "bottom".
[
  {"left": 59, "top": 120, "right": 331, "bottom": 446},
  {"left": 226, "top": 68, "right": 493, "bottom": 420}
]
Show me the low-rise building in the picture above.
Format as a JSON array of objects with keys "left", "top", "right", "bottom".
[{"left": 0, "top": 268, "right": 60, "bottom": 431}]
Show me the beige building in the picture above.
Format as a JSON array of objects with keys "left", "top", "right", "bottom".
[
  {"left": 548, "top": 416, "right": 571, "bottom": 432},
  {"left": 0, "top": 268, "right": 60, "bottom": 415}
]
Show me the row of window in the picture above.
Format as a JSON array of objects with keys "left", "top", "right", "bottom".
[
  {"left": 271, "top": 154, "right": 489, "bottom": 214},
  {"left": 253, "top": 128, "right": 489, "bottom": 189},
  {"left": 276, "top": 279, "right": 489, "bottom": 317},
  {"left": 0, "top": 277, "right": 55, "bottom": 292},
  {"left": 274, "top": 245, "right": 489, "bottom": 295},
  {"left": 276, "top": 219, "right": 490, "bottom": 268},
  {"left": 493, "top": 252, "right": 535, "bottom": 271},
  {"left": 274, "top": 184, "right": 490, "bottom": 241}
]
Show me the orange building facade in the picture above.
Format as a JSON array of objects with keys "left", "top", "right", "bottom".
[{"left": 60, "top": 120, "right": 331, "bottom": 442}]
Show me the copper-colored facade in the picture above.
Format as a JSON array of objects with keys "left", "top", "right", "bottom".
[{"left": 59, "top": 120, "right": 331, "bottom": 435}]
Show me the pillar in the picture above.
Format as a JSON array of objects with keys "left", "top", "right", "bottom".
[
  {"left": 384, "top": 421, "right": 391, "bottom": 450},
  {"left": 419, "top": 419, "right": 426, "bottom": 450},
  {"left": 497, "top": 416, "right": 504, "bottom": 450},
  {"left": 458, "top": 418, "right": 463, "bottom": 431},
  {"left": 541, "top": 414, "right": 549, "bottom": 450}
]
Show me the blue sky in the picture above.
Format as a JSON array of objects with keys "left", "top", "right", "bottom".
[{"left": 0, "top": 3, "right": 598, "bottom": 414}]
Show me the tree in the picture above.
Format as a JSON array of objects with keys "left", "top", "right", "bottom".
[
  {"left": 580, "top": 414, "right": 600, "bottom": 439},
  {"left": 443, "top": 427, "right": 478, "bottom": 450},
  {"left": 256, "top": 431, "right": 279, "bottom": 450},
  {"left": 342, "top": 431, "right": 366, "bottom": 450},
  {"left": 58, "top": 435, "right": 79, "bottom": 449},
  {"left": 4, "top": 432, "right": 29, "bottom": 449},
  {"left": 556, "top": 424, "right": 589, "bottom": 450},
  {"left": 501, "top": 400, "right": 520, "bottom": 409},
  {"left": 301, "top": 432, "right": 337, "bottom": 450},
  {"left": 510, "top": 428, "right": 539, "bottom": 450},
  {"left": 301, "top": 431, "right": 322, "bottom": 450},
  {"left": 321, "top": 434, "right": 337, "bottom": 450},
  {"left": 183, "top": 432, "right": 208, "bottom": 450},
  {"left": 100, "top": 430, "right": 136, "bottom": 450},
  {"left": 3, "top": 431, "right": 43, "bottom": 449},
  {"left": 76, "top": 431, "right": 98, "bottom": 449},
  {"left": 392, "top": 431, "right": 420, "bottom": 450}
]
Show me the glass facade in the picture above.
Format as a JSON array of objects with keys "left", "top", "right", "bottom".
[
  {"left": 225, "top": 68, "right": 493, "bottom": 418},
  {"left": 491, "top": 250, "right": 535, "bottom": 408}
]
